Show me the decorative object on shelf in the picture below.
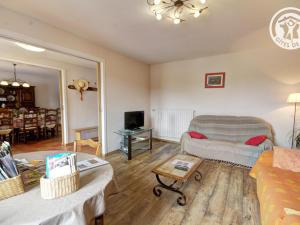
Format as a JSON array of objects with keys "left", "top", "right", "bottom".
[
  {"left": 287, "top": 93, "right": 300, "bottom": 148},
  {"left": 68, "top": 80, "right": 97, "bottom": 101},
  {"left": 147, "top": 0, "right": 208, "bottom": 24},
  {"left": 0, "top": 64, "right": 30, "bottom": 88},
  {"left": 205, "top": 72, "right": 225, "bottom": 88}
]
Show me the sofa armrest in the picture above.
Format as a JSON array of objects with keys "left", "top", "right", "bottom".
[
  {"left": 258, "top": 139, "right": 274, "bottom": 152},
  {"left": 180, "top": 132, "right": 191, "bottom": 153}
]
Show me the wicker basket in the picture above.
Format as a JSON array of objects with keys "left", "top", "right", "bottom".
[
  {"left": 40, "top": 172, "right": 80, "bottom": 199},
  {"left": 0, "top": 175, "right": 25, "bottom": 200}
]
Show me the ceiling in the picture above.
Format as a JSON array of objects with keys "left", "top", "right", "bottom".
[
  {"left": 0, "top": 59, "right": 59, "bottom": 77},
  {"left": 0, "top": 0, "right": 299, "bottom": 64},
  {"left": 0, "top": 38, "right": 97, "bottom": 69}
]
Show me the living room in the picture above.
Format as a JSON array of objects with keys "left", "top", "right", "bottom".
[{"left": 0, "top": 1, "right": 299, "bottom": 225}]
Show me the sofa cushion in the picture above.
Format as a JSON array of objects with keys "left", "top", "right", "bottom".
[
  {"left": 188, "top": 131, "right": 208, "bottom": 139},
  {"left": 273, "top": 147, "right": 300, "bottom": 172},
  {"left": 245, "top": 135, "right": 267, "bottom": 146}
]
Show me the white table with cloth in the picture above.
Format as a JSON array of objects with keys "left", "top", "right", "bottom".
[{"left": 0, "top": 151, "right": 114, "bottom": 225}]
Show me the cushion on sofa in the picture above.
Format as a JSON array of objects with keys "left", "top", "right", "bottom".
[
  {"left": 273, "top": 147, "right": 300, "bottom": 172},
  {"left": 188, "top": 131, "right": 207, "bottom": 139},
  {"left": 245, "top": 135, "right": 267, "bottom": 146}
]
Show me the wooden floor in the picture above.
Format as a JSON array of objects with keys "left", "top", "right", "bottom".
[
  {"left": 104, "top": 141, "right": 261, "bottom": 225},
  {"left": 11, "top": 138, "right": 261, "bottom": 225}
]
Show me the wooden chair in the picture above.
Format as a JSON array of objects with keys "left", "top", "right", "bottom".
[
  {"left": 73, "top": 138, "right": 101, "bottom": 157},
  {"left": 0, "top": 109, "right": 14, "bottom": 144},
  {"left": 45, "top": 109, "right": 58, "bottom": 138},
  {"left": 38, "top": 108, "right": 47, "bottom": 138},
  {"left": 19, "top": 111, "right": 39, "bottom": 143}
]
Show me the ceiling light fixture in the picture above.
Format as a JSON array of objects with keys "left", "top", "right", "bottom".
[
  {"left": 15, "top": 42, "right": 46, "bottom": 52},
  {"left": 147, "top": 0, "right": 208, "bottom": 24},
  {"left": 0, "top": 64, "right": 31, "bottom": 88}
]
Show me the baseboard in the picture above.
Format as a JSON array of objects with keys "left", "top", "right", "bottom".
[{"left": 153, "top": 137, "right": 180, "bottom": 144}]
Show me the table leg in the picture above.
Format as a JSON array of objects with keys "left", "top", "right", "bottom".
[
  {"left": 195, "top": 170, "right": 202, "bottom": 182},
  {"left": 153, "top": 174, "right": 186, "bottom": 206},
  {"left": 95, "top": 215, "right": 103, "bottom": 225},
  {"left": 127, "top": 135, "right": 132, "bottom": 160}
]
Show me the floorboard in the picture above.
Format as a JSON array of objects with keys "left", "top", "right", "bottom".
[{"left": 104, "top": 141, "right": 261, "bottom": 225}]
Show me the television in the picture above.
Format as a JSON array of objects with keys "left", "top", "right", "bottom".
[{"left": 125, "top": 111, "right": 144, "bottom": 130}]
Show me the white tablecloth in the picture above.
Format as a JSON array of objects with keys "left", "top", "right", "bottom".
[{"left": 0, "top": 151, "right": 114, "bottom": 225}]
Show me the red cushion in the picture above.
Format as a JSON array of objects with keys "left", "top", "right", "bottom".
[
  {"left": 188, "top": 131, "right": 208, "bottom": 139},
  {"left": 245, "top": 135, "right": 267, "bottom": 146}
]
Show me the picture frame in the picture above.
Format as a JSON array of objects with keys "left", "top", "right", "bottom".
[{"left": 205, "top": 72, "right": 225, "bottom": 88}]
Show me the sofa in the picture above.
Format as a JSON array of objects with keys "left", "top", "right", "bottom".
[
  {"left": 250, "top": 150, "right": 300, "bottom": 225},
  {"left": 181, "top": 115, "right": 273, "bottom": 167}
]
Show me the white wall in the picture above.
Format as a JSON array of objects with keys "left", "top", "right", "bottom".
[
  {"left": 65, "top": 66, "right": 98, "bottom": 141},
  {"left": 0, "top": 7, "right": 150, "bottom": 152},
  {"left": 0, "top": 70, "right": 60, "bottom": 109},
  {"left": 151, "top": 47, "right": 300, "bottom": 147}
]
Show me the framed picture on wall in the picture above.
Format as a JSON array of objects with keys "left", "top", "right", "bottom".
[{"left": 205, "top": 72, "right": 225, "bottom": 88}]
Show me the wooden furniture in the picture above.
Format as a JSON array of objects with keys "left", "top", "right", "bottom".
[
  {"left": 1, "top": 151, "right": 113, "bottom": 225},
  {"left": 74, "top": 138, "right": 101, "bottom": 157},
  {"left": 74, "top": 126, "right": 98, "bottom": 141},
  {"left": 0, "top": 86, "right": 35, "bottom": 108},
  {"left": 45, "top": 109, "right": 58, "bottom": 137},
  {"left": 114, "top": 128, "right": 152, "bottom": 160},
  {"left": 19, "top": 111, "right": 39, "bottom": 143},
  {"left": 0, "top": 109, "right": 14, "bottom": 143},
  {"left": 152, "top": 154, "right": 203, "bottom": 206}
]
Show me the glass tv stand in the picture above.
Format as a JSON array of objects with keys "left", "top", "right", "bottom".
[{"left": 114, "top": 128, "right": 152, "bottom": 160}]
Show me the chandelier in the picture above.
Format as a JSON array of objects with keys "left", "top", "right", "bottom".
[
  {"left": 147, "top": 0, "right": 208, "bottom": 24},
  {"left": 0, "top": 64, "right": 30, "bottom": 88}
]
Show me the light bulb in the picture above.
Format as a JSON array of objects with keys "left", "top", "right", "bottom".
[
  {"left": 156, "top": 13, "right": 162, "bottom": 20},
  {"left": 194, "top": 11, "right": 200, "bottom": 18},
  {"left": 154, "top": 0, "right": 161, "bottom": 5},
  {"left": 0, "top": 81, "right": 8, "bottom": 86},
  {"left": 12, "top": 81, "right": 20, "bottom": 87},
  {"left": 200, "top": 0, "right": 206, "bottom": 4},
  {"left": 173, "top": 18, "right": 181, "bottom": 24},
  {"left": 22, "top": 83, "right": 30, "bottom": 88}
]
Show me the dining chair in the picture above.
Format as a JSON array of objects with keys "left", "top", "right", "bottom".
[
  {"left": 0, "top": 109, "right": 14, "bottom": 144},
  {"left": 38, "top": 108, "right": 47, "bottom": 138},
  {"left": 73, "top": 138, "right": 101, "bottom": 157},
  {"left": 19, "top": 111, "right": 39, "bottom": 143},
  {"left": 45, "top": 109, "right": 58, "bottom": 138}
]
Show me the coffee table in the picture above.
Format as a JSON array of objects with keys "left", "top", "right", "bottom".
[{"left": 152, "top": 154, "right": 203, "bottom": 206}]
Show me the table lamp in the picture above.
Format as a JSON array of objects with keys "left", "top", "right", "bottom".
[{"left": 287, "top": 93, "right": 300, "bottom": 148}]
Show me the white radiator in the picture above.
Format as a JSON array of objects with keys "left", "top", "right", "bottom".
[{"left": 151, "top": 109, "right": 195, "bottom": 142}]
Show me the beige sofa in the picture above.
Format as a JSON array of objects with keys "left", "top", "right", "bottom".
[{"left": 181, "top": 115, "right": 274, "bottom": 167}]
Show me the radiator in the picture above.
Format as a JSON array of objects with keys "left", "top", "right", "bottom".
[{"left": 151, "top": 109, "right": 195, "bottom": 142}]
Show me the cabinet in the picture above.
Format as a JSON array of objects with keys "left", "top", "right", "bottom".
[{"left": 0, "top": 86, "right": 35, "bottom": 108}]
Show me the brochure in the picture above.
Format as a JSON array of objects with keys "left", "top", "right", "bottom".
[
  {"left": 46, "top": 153, "right": 77, "bottom": 179},
  {"left": 77, "top": 157, "right": 109, "bottom": 172}
]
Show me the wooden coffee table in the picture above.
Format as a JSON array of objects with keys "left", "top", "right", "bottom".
[{"left": 152, "top": 154, "right": 203, "bottom": 206}]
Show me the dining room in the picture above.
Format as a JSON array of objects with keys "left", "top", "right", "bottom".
[{"left": 0, "top": 59, "right": 62, "bottom": 148}]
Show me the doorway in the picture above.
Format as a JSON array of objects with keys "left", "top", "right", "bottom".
[{"left": 0, "top": 37, "right": 105, "bottom": 155}]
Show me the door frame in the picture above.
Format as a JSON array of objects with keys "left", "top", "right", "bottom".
[{"left": 0, "top": 34, "right": 107, "bottom": 155}]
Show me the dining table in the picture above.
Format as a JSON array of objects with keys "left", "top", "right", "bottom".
[{"left": 0, "top": 151, "right": 114, "bottom": 225}]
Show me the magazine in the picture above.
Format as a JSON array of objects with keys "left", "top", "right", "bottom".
[
  {"left": 46, "top": 153, "right": 77, "bottom": 179},
  {"left": 0, "top": 142, "right": 19, "bottom": 181},
  {"left": 77, "top": 157, "right": 109, "bottom": 172}
]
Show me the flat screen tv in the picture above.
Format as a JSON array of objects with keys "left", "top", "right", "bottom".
[{"left": 125, "top": 111, "right": 144, "bottom": 130}]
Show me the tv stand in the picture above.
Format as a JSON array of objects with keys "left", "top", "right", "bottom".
[{"left": 114, "top": 128, "right": 152, "bottom": 160}]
